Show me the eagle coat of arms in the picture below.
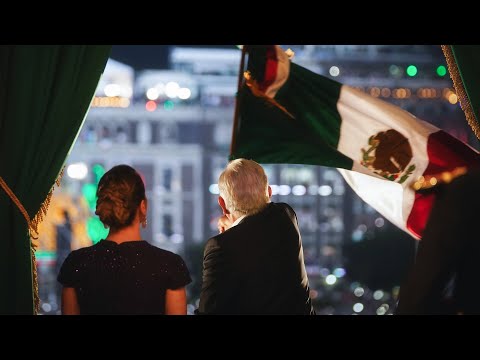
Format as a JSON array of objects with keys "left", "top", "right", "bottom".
[{"left": 361, "top": 129, "right": 416, "bottom": 184}]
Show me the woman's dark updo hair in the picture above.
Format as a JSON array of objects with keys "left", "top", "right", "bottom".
[{"left": 95, "top": 165, "right": 146, "bottom": 231}]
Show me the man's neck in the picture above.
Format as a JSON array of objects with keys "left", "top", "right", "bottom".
[{"left": 231, "top": 214, "right": 247, "bottom": 227}]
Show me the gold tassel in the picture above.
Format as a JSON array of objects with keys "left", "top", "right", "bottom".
[
  {"left": 411, "top": 166, "right": 468, "bottom": 191},
  {"left": 0, "top": 166, "right": 65, "bottom": 314},
  {"left": 31, "top": 244, "right": 39, "bottom": 314},
  {"left": 441, "top": 45, "right": 480, "bottom": 140},
  {"left": 0, "top": 176, "right": 33, "bottom": 233},
  {"left": 29, "top": 167, "right": 64, "bottom": 240},
  {"left": 244, "top": 71, "right": 295, "bottom": 119},
  {"left": 30, "top": 166, "right": 64, "bottom": 314}
]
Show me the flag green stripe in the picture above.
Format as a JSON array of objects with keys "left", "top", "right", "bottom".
[
  {"left": 275, "top": 63, "right": 344, "bottom": 149},
  {"left": 231, "top": 63, "right": 352, "bottom": 169}
]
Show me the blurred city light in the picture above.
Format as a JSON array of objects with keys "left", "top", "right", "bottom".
[
  {"left": 164, "top": 100, "right": 175, "bottom": 110},
  {"left": 292, "top": 185, "right": 306, "bottom": 196},
  {"left": 145, "top": 100, "right": 157, "bottom": 111},
  {"left": 329, "top": 66, "right": 340, "bottom": 77},
  {"left": 353, "top": 303, "right": 364, "bottom": 313},
  {"left": 375, "top": 217, "right": 385, "bottom": 227},
  {"left": 354, "top": 287, "right": 365, "bottom": 297},
  {"left": 67, "top": 162, "right": 88, "bottom": 180},
  {"left": 373, "top": 290, "right": 385, "bottom": 300},
  {"left": 318, "top": 185, "right": 332, "bottom": 196},
  {"left": 436, "top": 65, "right": 447, "bottom": 77},
  {"left": 178, "top": 88, "right": 192, "bottom": 100},
  {"left": 376, "top": 306, "right": 387, "bottom": 315},
  {"left": 278, "top": 185, "right": 291, "bottom": 195},
  {"left": 448, "top": 93, "right": 458, "bottom": 104},
  {"left": 82, "top": 183, "right": 97, "bottom": 211},
  {"left": 389, "top": 64, "right": 402, "bottom": 77},
  {"left": 333, "top": 267, "right": 346, "bottom": 278},
  {"left": 325, "top": 274, "right": 337, "bottom": 285},
  {"left": 146, "top": 87, "right": 159, "bottom": 100},
  {"left": 171, "top": 234, "right": 184, "bottom": 243},
  {"left": 165, "top": 81, "right": 180, "bottom": 98},
  {"left": 104, "top": 83, "right": 121, "bottom": 97},
  {"left": 270, "top": 184, "right": 280, "bottom": 195},
  {"left": 92, "top": 164, "right": 106, "bottom": 184},
  {"left": 87, "top": 217, "right": 109, "bottom": 244},
  {"left": 209, "top": 183, "right": 220, "bottom": 195},
  {"left": 406, "top": 65, "right": 418, "bottom": 77}
]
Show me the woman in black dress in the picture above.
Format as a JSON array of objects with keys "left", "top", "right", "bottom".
[{"left": 57, "top": 164, "right": 191, "bottom": 314}]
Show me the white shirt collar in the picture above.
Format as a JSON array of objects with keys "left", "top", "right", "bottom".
[
  {"left": 231, "top": 202, "right": 272, "bottom": 228},
  {"left": 231, "top": 214, "right": 247, "bottom": 228}
]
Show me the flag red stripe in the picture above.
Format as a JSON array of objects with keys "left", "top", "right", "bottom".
[
  {"left": 406, "top": 192, "right": 435, "bottom": 239},
  {"left": 257, "top": 46, "right": 279, "bottom": 93},
  {"left": 422, "top": 130, "right": 480, "bottom": 175},
  {"left": 407, "top": 130, "right": 480, "bottom": 238}
]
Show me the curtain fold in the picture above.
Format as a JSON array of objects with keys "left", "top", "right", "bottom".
[
  {"left": 0, "top": 45, "right": 111, "bottom": 314},
  {"left": 443, "top": 45, "right": 480, "bottom": 141}
]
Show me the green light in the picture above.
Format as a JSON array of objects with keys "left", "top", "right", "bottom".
[
  {"left": 436, "top": 65, "right": 447, "bottom": 77},
  {"left": 92, "top": 164, "right": 105, "bottom": 184},
  {"left": 82, "top": 183, "right": 98, "bottom": 211},
  {"left": 86, "top": 217, "right": 109, "bottom": 244},
  {"left": 406, "top": 65, "right": 418, "bottom": 77},
  {"left": 389, "top": 65, "right": 401, "bottom": 77},
  {"left": 164, "top": 100, "right": 174, "bottom": 111},
  {"left": 35, "top": 251, "right": 56, "bottom": 261}
]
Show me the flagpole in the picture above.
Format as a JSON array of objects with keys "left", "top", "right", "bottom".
[{"left": 230, "top": 45, "right": 247, "bottom": 157}]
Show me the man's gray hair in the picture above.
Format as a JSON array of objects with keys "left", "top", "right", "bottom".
[{"left": 218, "top": 158, "right": 270, "bottom": 217}]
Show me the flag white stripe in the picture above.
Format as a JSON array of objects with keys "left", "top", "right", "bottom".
[{"left": 336, "top": 85, "right": 439, "bottom": 239}]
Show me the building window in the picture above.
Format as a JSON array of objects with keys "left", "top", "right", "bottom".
[
  {"left": 163, "top": 168, "right": 172, "bottom": 191},
  {"left": 163, "top": 214, "right": 173, "bottom": 237}
]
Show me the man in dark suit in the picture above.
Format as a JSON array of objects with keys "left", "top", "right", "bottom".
[
  {"left": 197, "top": 158, "right": 315, "bottom": 315},
  {"left": 396, "top": 168, "right": 480, "bottom": 315}
]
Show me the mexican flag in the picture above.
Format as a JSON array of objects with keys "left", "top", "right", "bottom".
[{"left": 230, "top": 45, "right": 480, "bottom": 239}]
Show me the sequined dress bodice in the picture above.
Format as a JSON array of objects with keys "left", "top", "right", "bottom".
[{"left": 58, "top": 240, "right": 191, "bottom": 314}]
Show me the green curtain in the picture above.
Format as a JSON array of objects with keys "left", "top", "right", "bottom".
[
  {"left": 451, "top": 46, "right": 480, "bottom": 124},
  {"left": 445, "top": 45, "right": 480, "bottom": 140},
  {"left": 0, "top": 45, "right": 111, "bottom": 314}
]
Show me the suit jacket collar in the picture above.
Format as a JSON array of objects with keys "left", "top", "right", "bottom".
[{"left": 235, "top": 202, "right": 274, "bottom": 227}]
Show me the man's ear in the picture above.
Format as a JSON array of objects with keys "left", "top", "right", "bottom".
[
  {"left": 218, "top": 196, "right": 230, "bottom": 215},
  {"left": 268, "top": 185, "right": 272, "bottom": 198}
]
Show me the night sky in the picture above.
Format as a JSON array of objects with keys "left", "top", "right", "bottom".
[{"left": 109, "top": 45, "right": 238, "bottom": 70}]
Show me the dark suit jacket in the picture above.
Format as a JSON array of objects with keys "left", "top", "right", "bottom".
[
  {"left": 198, "top": 202, "right": 315, "bottom": 315},
  {"left": 396, "top": 169, "right": 480, "bottom": 315}
]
